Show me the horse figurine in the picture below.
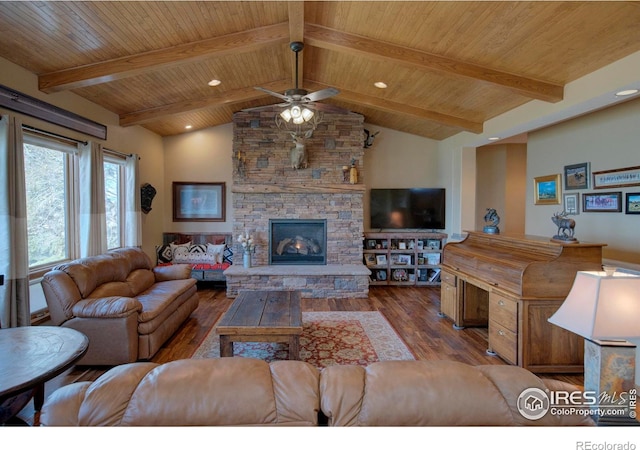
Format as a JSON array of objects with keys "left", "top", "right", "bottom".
[
  {"left": 289, "top": 129, "right": 313, "bottom": 169},
  {"left": 551, "top": 211, "right": 576, "bottom": 240}
]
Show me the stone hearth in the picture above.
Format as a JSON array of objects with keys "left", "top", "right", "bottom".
[{"left": 226, "top": 108, "right": 369, "bottom": 298}]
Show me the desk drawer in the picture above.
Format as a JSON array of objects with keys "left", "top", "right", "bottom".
[
  {"left": 440, "top": 270, "right": 456, "bottom": 286},
  {"left": 489, "top": 292, "right": 517, "bottom": 332},
  {"left": 489, "top": 319, "right": 517, "bottom": 365}
]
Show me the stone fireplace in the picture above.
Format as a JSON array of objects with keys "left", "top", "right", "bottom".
[
  {"left": 224, "top": 107, "right": 370, "bottom": 298},
  {"left": 269, "top": 219, "right": 327, "bottom": 265}
]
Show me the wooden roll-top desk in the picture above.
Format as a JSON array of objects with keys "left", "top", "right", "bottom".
[{"left": 440, "top": 231, "right": 606, "bottom": 373}]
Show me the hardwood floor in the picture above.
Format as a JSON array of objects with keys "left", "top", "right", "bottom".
[{"left": 18, "top": 285, "right": 584, "bottom": 425}]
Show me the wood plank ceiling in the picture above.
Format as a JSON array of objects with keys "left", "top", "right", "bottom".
[{"left": 0, "top": 1, "right": 639, "bottom": 140}]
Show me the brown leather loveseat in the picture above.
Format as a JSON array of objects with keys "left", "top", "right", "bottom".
[
  {"left": 40, "top": 358, "right": 595, "bottom": 426},
  {"left": 41, "top": 247, "right": 199, "bottom": 365}
]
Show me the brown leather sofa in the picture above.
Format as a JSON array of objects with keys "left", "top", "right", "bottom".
[
  {"left": 40, "top": 358, "right": 594, "bottom": 426},
  {"left": 41, "top": 247, "right": 198, "bottom": 365}
]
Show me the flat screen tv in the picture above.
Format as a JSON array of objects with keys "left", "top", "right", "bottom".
[{"left": 370, "top": 188, "right": 446, "bottom": 230}]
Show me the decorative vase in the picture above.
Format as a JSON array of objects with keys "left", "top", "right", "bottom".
[{"left": 243, "top": 252, "right": 251, "bottom": 268}]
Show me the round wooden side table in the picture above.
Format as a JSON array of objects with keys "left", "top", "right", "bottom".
[{"left": 0, "top": 326, "right": 88, "bottom": 425}]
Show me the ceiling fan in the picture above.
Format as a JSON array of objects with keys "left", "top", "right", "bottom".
[{"left": 246, "top": 41, "right": 348, "bottom": 123}]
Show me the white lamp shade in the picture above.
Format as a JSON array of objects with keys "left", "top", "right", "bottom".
[
  {"left": 548, "top": 271, "right": 640, "bottom": 340},
  {"left": 279, "top": 109, "right": 292, "bottom": 122}
]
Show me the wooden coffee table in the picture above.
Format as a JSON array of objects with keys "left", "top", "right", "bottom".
[{"left": 215, "top": 290, "right": 302, "bottom": 359}]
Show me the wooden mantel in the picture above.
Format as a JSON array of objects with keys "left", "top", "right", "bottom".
[{"left": 232, "top": 183, "right": 366, "bottom": 194}]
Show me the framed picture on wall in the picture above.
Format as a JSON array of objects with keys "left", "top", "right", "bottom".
[
  {"left": 593, "top": 166, "right": 640, "bottom": 189},
  {"left": 626, "top": 192, "right": 640, "bottom": 214},
  {"left": 563, "top": 162, "right": 590, "bottom": 190},
  {"left": 534, "top": 174, "right": 562, "bottom": 205},
  {"left": 172, "top": 182, "right": 226, "bottom": 222},
  {"left": 563, "top": 193, "right": 580, "bottom": 215},
  {"left": 583, "top": 192, "right": 622, "bottom": 213}
]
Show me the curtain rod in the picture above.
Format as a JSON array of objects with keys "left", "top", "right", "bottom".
[
  {"left": 22, "top": 124, "right": 137, "bottom": 159},
  {"left": 103, "top": 147, "right": 135, "bottom": 159},
  {"left": 22, "top": 124, "right": 87, "bottom": 145}
]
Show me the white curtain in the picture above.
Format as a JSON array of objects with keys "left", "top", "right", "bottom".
[
  {"left": 124, "top": 153, "right": 142, "bottom": 247},
  {"left": 79, "top": 141, "right": 107, "bottom": 257},
  {"left": 0, "top": 115, "right": 30, "bottom": 328}
]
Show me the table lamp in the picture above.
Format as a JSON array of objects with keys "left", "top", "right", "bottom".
[{"left": 548, "top": 269, "right": 640, "bottom": 425}]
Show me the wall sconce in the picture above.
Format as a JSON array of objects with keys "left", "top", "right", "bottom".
[{"left": 548, "top": 269, "right": 640, "bottom": 425}]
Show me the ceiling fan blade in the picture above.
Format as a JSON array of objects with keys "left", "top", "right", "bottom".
[
  {"left": 254, "top": 86, "right": 290, "bottom": 101},
  {"left": 304, "top": 87, "right": 340, "bottom": 102},
  {"left": 307, "top": 102, "right": 350, "bottom": 114}
]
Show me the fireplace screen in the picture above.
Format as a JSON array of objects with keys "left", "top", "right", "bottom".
[{"left": 269, "top": 219, "right": 327, "bottom": 265}]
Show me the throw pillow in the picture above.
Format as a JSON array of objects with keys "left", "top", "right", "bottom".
[
  {"left": 206, "top": 243, "right": 226, "bottom": 264},
  {"left": 223, "top": 245, "right": 234, "bottom": 264},
  {"left": 155, "top": 244, "right": 173, "bottom": 264}
]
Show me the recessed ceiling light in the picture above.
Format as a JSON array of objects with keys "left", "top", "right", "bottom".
[
  {"left": 488, "top": 137, "right": 500, "bottom": 141},
  {"left": 615, "top": 89, "right": 638, "bottom": 97},
  {"left": 185, "top": 125, "right": 192, "bottom": 129},
  {"left": 374, "top": 81, "right": 388, "bottom": 89},
  {"left": 208, "top": 79, "right": 221, "bottom": 87}
]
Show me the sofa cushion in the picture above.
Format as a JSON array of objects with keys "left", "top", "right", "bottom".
[
  {"left": 72, "top": 296, "right": 142, "bottom": 319},
  {"left": 136, "top": 279, "right": 196, "bottom": 327},
  {"left": 55, "top": 253, "right": 130, "bottom": 298},
  {"left": 320, "top": 360, "right": 595, "bottom": 426},
  {"left": 41, "top": 358, "right": 320, "bottom": 426}
]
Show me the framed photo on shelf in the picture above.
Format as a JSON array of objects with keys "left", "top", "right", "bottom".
[
  {"left": 593, "top": 166, "right": 640, "bottom": 189},
  {"left": 364, "top": 254, "right": 377, "bottom": 266},
  {"left": 367, "top": 239, "right": 377, "bottom": 249},
  {"left": 626, "top": 192, "right": 640, "bottom": 214},
  {"left": 375, "top": 270, "right": 387, "bottom": 281},
  {"left": 397, "top": 254, "right": 412, "bottom": 265},
  {"left": 534, "top": 174, "right": 562, "bottom": 205},
  {"left": 583, "top": 192, "right": 622, "bottom": 212},
  {"left": 376, "top": 254, "right": 387, "bottom": 265},
  {"left": 563, "top": 193, "right": 580, "bottom": 215},
  {"left": 426, "top": 239, "right": 441, "bottom": 250},
  {"left": 173, "top": 182, "right": 225, "bottom": 222},
  {"left": 563, "top": 162, "right": 590, "bottom": 190}
]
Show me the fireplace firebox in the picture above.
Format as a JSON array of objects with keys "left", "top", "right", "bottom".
[{"left": 269, "top": 219, "right": 327, "bottom": 265}]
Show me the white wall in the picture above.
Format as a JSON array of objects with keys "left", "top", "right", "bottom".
[
  {"left": 162, "top": 124, "right": 234, "bottom": 234},
  {"left": 363, "top": 125, "right": 440, "bottom": 230},
  {"left": 526, "top": 98, "right": 640, "bottom": 263}
]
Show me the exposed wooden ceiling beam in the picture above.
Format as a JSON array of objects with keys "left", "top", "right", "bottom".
[
  {"left": 305, "top": 80, "right": 483, "bottom": 133},
  {"left": 120, "top": 80, "right": 292, "bottom": 127},
  {"left": 305, "top": 23, "right": 564, "bottom": 103},
  {"left": 288, "top": 1, "right": 305, "bottom": 88},
  {"left": 39, "top": 22, "right": 290, "bottom": 93}
]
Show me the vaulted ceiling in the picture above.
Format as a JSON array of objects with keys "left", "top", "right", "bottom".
[{"left": 1, "top": 1, "right": 639, "bottom": 140}]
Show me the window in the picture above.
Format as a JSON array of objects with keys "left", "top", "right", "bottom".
[
  {"left": 104, "top": 155, "right": 125, "bottom": 250},
  {"left": 23, "top": 133, "right": 78, "bottom": 270}
]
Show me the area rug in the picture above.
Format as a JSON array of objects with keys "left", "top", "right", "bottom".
[{"left": 191, "top": 311, "right": 415, "bottom": 368}]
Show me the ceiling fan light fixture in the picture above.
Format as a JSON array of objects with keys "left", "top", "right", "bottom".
[
  {"left": 280, "top": 109, "right": 293, "bottom": 122},
  {"left": 290, "top": 105, "right": 302, "bottom": 119},
  {"left": 301, "top": 108, "right": 314, "bottom": 122},
  {"left": 292, "top": 116, "right": 304, "bottom": 125}
]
